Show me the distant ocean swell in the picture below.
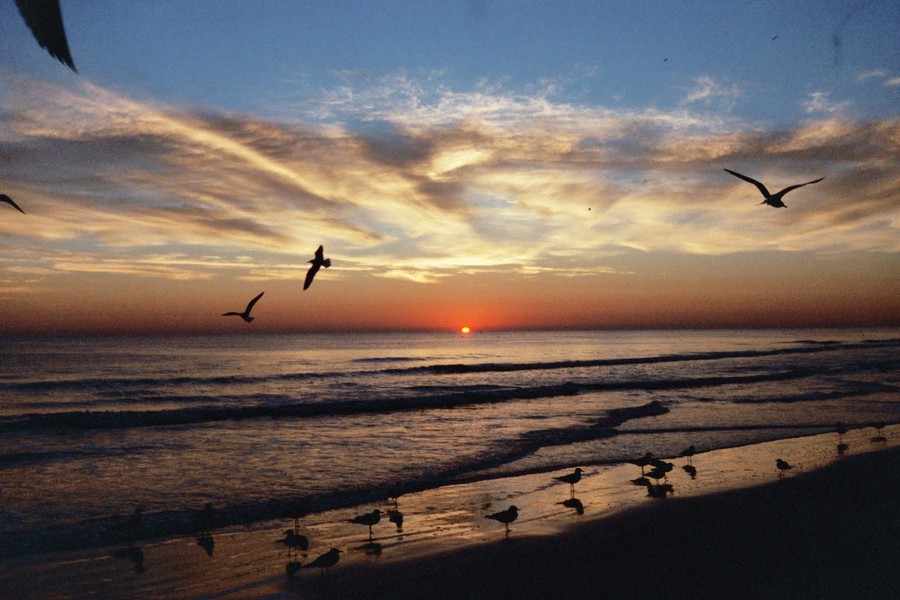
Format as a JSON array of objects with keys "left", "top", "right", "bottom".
[{"left": 1, "top": 338, "right": 896, "bottom": 432}]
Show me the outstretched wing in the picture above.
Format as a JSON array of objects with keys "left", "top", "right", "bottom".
[
  {"left": 15, "top": 0, "right": 77, "bottom": 72},
  {"left": 724, "top": 169, "right": 770, "bottom": 198},
  {"left": 314, "top": 245, "right": 325, "bottom": 261},
  {"left": 304, "top": 264, "right": 320, "bottom": 290},
  {"left": 244, "top": 291, "right": 264, "bottom": 314},
  {"left": 222, "top": 312, "right": 241, "bottom": 317},
  {"left": 775, "top": 177, "right": 825, "bottom": 196},
  {"left": 1, "top": 194, "right": 26, "bottom": 214}
]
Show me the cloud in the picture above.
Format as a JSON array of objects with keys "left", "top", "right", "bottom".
[
  {"left": 802, "top": 91, "right": 851, "bottom": 115},
  {"left": 1, "top": 73, "right": 898, "bottom": 297},
  {"left": 679, "top": 76, "right": 741, "bottom": 110}
]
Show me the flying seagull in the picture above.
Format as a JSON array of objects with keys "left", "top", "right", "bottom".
[
  {"left": 485, "top": 505, "right": 519, "bottom": 534},
  {"left": 15, "top": 0, "right": 77, "bottom": 72},
  {"left": 303, "top": 245, "right": 331, "bottom": 290},
  {"left": 1, "top": 194, "right": 25, "bottom": 214},
  {"left": 222, "top": 292, "right": 264, "bottom": 323},
  {"left": 724, "top": 168, "right": 824, "bottom": 208}
]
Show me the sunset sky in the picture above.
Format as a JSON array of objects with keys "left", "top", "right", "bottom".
[{"left": 1, "top": 1, "right": 898, "bottom": 334}]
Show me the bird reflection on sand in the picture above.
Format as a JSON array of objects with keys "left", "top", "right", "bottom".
[{"left": 560, "top": 497, "right": 585, "bottom": 514}]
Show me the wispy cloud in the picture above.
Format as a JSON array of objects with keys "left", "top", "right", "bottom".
[
  {"left": 1, "top": 73, "right": 898, "bottom": 297},
  {"left": 679, "top": 76, "right": 741, "bottom": 110},
  {"left": 802, "top": 91, "right": 851, "bottom": 115}
]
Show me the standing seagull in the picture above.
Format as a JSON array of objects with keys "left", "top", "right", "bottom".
[
  {"left": 485, "top": 505, "right": 519, "bottom": 535},
  {"left": 222, "top": 292, "right": 264, "bottom": 323},
  {"left": 776, "top": 458, "right": 793, "bottom": 477},
  {"left": 724, "top": 168, "right": 824, "bottom": 208},
  {"left": 350, "top": 509, "right": 381, "bottom": 542},
  {"left": 553, "top": 468, "right": 583, "bottom": 498},
  {"left": 1, "top": 194, "right": 25, "bottom": 214},
  {"left": 15, "top": 0, "right": 77, "bottom": 72},
  {"left": 301, "top": 548, "right": 342, "bottom": 575},
  {"left": 303, "top": 245, "right": 331, "bottom": 290}
]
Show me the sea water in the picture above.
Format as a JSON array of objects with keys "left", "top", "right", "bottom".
[{"left": 0, "top": 329, "right": 897, "bottom": 557}]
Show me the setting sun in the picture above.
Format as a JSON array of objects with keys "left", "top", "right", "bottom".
[{"left": 460, "top": 326, "right": 471, "bottom": 334}]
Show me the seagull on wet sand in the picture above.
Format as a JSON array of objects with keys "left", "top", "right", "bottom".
[
  {"left": 350, "top": 509, "right": 381, "bottom": 542},
  {"left": 1, "top": 194, "right": 25, "bottom": 214},
  {"left": 724, "top": 168, "right": 824, "bottom": 208},
  {"left": 680, "top": 445, "right": 696, "bottom": 465},
  {"left": 485, "top": 505, "right": 519, "bottom": 534},
  {"left": 222, "top": 291, "right": 264, "bottom": 323},
  {"left": 776, "top": 458, "right": 793, "bottom": 477},
  {"left": 304, "top": 245, "right": 331, "bottom": 290},
  {"left": 301, "top": 548, "right": 342, "bottom": 574},
  {"left": 554, "top": 468, "right": 583, "bottom": 498}
]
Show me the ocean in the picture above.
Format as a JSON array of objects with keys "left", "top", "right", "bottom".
[{"left": 1, "top": 328, "right": 897, "bottom": 559}]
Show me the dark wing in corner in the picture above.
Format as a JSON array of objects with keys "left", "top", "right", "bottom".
[{"left": 16, "top": 0, "right": 77, "bottom": 72}]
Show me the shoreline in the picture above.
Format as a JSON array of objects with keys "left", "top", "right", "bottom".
[{"left": 1, "top": 425, "right": 897, "bottom": 598}]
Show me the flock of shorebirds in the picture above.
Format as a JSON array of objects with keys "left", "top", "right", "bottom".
[{"left": 101, "top": 424, "right": 888, "bottom": 577}]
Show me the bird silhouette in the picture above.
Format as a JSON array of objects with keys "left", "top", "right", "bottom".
[
  {"left": 776, "top": 458, "right": 793, "bottom": 477},
  {"left": 724, "top": 168, "right": 824, "bottom": 208},
  {"left": 15, "top": 0, "right": 76, "bottom": 72},
  {"left": 301, "top": 548, "right": 342, "bottom": 574},
  {"left": 222, "top": 291, "right": 264, "bottom": 322},
  {"left": 304, "top": 245, "right": 331, "bottom": 290},
  {"left": 1, "top": 194, "right": 25, "bottom": 214},
  {"left": 682, "top": 464, "right": 697, "bottom": 479},
  {"left": 554, "top": 468, "right": 583, "bottom": 498},
  {"left": 626, "top": 452, "right": 655, "bottom": 476},
  {"left": 350, "top": 509, "right": 381, "bottom": 542},
  {"left": 485, "top": 505, "right": 519, "bottom": 535},
  {"left": 680, "top": 445, "right": 696, "bottom": 465}
]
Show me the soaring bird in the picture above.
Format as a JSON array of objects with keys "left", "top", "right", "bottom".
[
  {"left": 15, "top": 0, "right": 77, "bottom": 72},
  {"left": 485, "top": 505, "right": 519, "bottom": 534},
  {"left": 1, "top": 194, "right": 25, "bottom": 214},
  {"left": 776, "top": 458, "right": 793, "bottom": 477},
  {"left": 303, "top": 245, "right": 331, "bottom": 290},
  {"left": 301, "top": 548, "right": 342, "bottom": 574},
  {"left": 222, "top": 291, "right": 264, "bottom": 323},
  {"left": 554, "top": 468, "right": 583, "bottom": 498},
  {"left": 350, "top": 509, "right": 381, "bottom": 542},
  {"left": 724, "top": 168, "right": 824, "bottom": 208}
]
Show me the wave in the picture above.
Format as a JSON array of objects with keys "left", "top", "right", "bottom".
[
  {"left": 0, "top": 367, "right": 830, "bottom": 432},
  {"left": 4, "top": 338, "right": 896, "bottom": 396},
  {"left": 0, "top": 400, "right": 667, "bottom": 558}
]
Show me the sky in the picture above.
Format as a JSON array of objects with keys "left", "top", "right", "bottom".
[{"left": 0, "top": 0, "right": 898, "bottom": 335}]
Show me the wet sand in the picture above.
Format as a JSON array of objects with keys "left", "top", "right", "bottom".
[
  {"left": 302, "top": 444, "right": 899, "bottom": 600},
  {"left": 1, "top": 426, "right": 897, "bottom": 599}
]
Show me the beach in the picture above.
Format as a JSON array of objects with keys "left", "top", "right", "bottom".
[
  {"left": 2, "top": 425, "right": 897, "bottom": 599},
  {"left": 310, "top": 444, "right": 900, "bottom": 600}
]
